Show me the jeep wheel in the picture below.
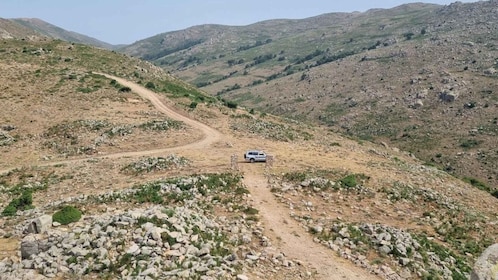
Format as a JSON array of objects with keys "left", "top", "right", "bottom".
[{"left": 250, "top": 158, "right": 255, "bottom": 163}]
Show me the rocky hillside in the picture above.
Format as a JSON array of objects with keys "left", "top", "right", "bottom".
[
  {"left": 0, "top": 18, "right": 39, "bottom": 39},
  {"left": 120, "top": 1, "right": 498, "bottom": 191},
  {"left": 0, "top": 18, "right": 114, "bottom": 49},
  {"left": 0, "top": 37, "right": 497, "bottom": 279}
]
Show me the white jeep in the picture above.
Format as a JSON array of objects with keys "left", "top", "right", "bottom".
[{"left": 244, "top": 150, "right": 267, "bottom": 163}]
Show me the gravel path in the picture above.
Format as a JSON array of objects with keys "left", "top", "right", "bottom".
[{"left": 241, "top": 164, "right": 380, "bottom": 280}]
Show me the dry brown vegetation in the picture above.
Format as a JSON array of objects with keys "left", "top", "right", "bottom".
[
  {"left": 123, "top": 1, "right": 498, "bottom": 191},
  {"left": 0, "top": 8, "right": 497, "bottom": 278}
]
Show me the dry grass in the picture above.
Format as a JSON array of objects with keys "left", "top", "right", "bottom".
[{"left": 0, "top": 38, "right": 496, "bottom": 279}]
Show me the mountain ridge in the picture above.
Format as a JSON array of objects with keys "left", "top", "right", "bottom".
[
  {"left": 1, "top": 17, "right": 114, "bottom": 49},
  {"left": 118, "top": 0, "right": 498, "bottom": 190}
]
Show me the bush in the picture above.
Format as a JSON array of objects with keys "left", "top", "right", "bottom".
[
  {"left": 1, "top": 190, "right": 33, "bottom": 216},
  {"left": 463, "top": 177, "right": 497, "bottom": 198},
  {"left": 145, "top": 82, "right": 156, "bottom": 89},
  {"left": 283, "top": 171, "right": 307, "bottom": 182},
  {"left": 243, "top": 207, "right": 259, "bottom": 215},
  {"left": 133, "top": 183, "right": 164, "bottom": 204},
  {"left": 189, "top": 102, "right": 198, "bottom": 109},
  {"left": 340, "top": 174, "right": 357, "bottom": 188},
  {"left": 224, "top": 100, "right": 238, "bottom": 109},
  {"left": 119, "top": 86, "right": 131, "bottom": 92},
  {"left": 492, "top": 190, "right": 498, "bottom": 199},
  {"left": 2, "top": 204, "right": 17, "bottom": 216},
  {"left": 53, "top": 206, "right": 82, "bottom": 225},
  {"left": 460, "top": 139, "right": 480, "bottom": 149}
]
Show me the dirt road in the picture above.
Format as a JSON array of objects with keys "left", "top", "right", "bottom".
[
  {"left": 0, "top": 73, "right": 222, "bottom": 175},
  {"left": 1, "top": 75, "right": 379, "bottom": 279},
  {"left": 97, "top": 73, "right": 222, "bottom": 151},
  {"left": 242, "top": 164, "right": 379, "bottom": 280}
]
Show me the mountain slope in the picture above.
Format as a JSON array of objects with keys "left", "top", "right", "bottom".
[
  {"left": 120, "top": 1, "right": 498, "bottom": 190},
  {"left": 119, "top": 3, "right": 441, "bottom": 85},
  {"left": 0, "top": 37, "right": 497, "bottom": 279},
  {"left": 1, "top": 17, "right": 114, "bottom": 49},
  {"left": 0, "top": 18, "right": 39, "bottom": 39}
]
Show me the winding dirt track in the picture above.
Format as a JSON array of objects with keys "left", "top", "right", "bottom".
[
  {"left": 0, "top": 73, "right": 222, "bottom": 174},
  {"left": 1, "top": 75, "right": 379, "bottom": 279},
  {"left": 98, "top": 74, "right": 223, "bottom": 150}
]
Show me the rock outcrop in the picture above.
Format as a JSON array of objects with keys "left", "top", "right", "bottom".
[{"left": 471, "top": 243, "right": 498, "bottom": 280}]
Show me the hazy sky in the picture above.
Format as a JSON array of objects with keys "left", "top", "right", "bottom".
[{"left": 1, "top": 0, "right": 478, "bottom": 45}]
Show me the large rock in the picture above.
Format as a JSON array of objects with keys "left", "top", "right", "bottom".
[
  {"left": 484, "top": 68, "right": 497, "bottom": 75},
  {"left": 439, "top": 90, "right": 458, "bottom": 102},
  {"left": 27, "top": 215, "right": 52, "bottom": 234},
  {"left": 21, "top": 234, "right": 43, "bottom": 260},
  {"left": 471, "top": 243, "right": 498, "bottom": 280}
]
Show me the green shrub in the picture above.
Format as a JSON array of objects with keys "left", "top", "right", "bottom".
[
  {"left": 53, "top": 206, "right": 82, "bottom": 225},
  {"left": 234, "top": 187, "right": 249, "bottom": 195},
  {"left": 77, "top": 87, "right": 95, "bottom": 93},
  {"left": 161, "top": 232, "right": 177, "bottom": 246},
  {"left": 223, "top": 100, "right": 237, "bottom": 109},
  {"left": 460, "top": 139, "right": 480, "bottom": 149},
  {"left": 133, "top": 183, "right": 164, "bottom": 204},
  {"left": 1, "top": 190, "right": 33, "bottom": 216},
  {"left": 189, "top": 102, "right": 198, "bottom": 109},
  {"left": 66, "top": 256, "right": 78, "bottom": 265},
  {"left": 243, "top": 207, "right": 259, "bottom": 215},
  {"left": 283, "top": 171, "right": 308, "bottom": 182},
  {"left": 340, "top": 174, "right": 357, "bottom": 188},
  {"left": 492, "top": 190, "right": 498, "bottom": 199},
  {"left": 463, "top": 177, "right": 487, "bottom": 190},
  {"left": 119, "top": 86, "right": 131, "bottom": 92},
  {"left": 1, "top": 204, "right": 17, "bottom": 216},
  {"left": 145, "top": 82, "right": 156, "bottom": 89},
  {"left": 463, "top": 177, "right": 497, "bottom": 198},
  {"left": 18, "top": 190, "right": 33, "bottom": 207}
]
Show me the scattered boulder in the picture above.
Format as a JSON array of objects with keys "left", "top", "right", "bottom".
[
  {"left": 1, "top": 125, "right": 16, "bottom": 131},
  {"left": 26, "top": 215, "right": 52, "bottom": 234},
  {"left": 484, "top": 68, "right": 497, "bottom": 75},
  {"left": 0, "top": 131, "right": 15, "bottom": 146},
  {"left": 439, "top": 90, "right": 458, "bottom": 102},
  {"left": 471, "top": 243, "right": 498, "bottom": 280},
  {"left": 20, "top": 234, "right": 44, "bottom": 260},
  {"left": 237, "top": 275, "right": 249, "bottom": 280},
  {"left": 416, "top": 89, "right": 428, "bottom": 99},
  {"left": 412, "top": 99, "right": 424, "bottom": 108}
]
